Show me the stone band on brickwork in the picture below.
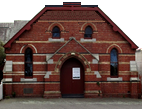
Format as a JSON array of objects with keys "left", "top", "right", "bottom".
[
  {"left": 107, "top": 77, "right": 123, "bottom": 82},
  {"left": 130, "top": 77, "right": 140, "bottom": 81},
  {"left": 20, "top": 78, "right": 37, "bottom": 82},
  {"left": 2, "top": 78, "right": 13, "bottom": 82}
]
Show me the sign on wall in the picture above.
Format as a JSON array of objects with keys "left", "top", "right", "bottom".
[{"left": 72, "top": 68, "right": 80, "bottom": 79}]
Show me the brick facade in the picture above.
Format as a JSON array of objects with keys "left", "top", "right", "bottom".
[{"left": 3, "top": 2, "right": 140, "bottom": 98}]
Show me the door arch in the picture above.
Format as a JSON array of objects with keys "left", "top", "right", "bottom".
[{"left": 60, "top": 57, "right": 84, "bottom": 98}]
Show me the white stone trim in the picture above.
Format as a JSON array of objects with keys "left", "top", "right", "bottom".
[
  {"left": 33, "top": 54, "right": 46, "bottom": 56},
  {"left": 44, "top": 91, "right": 61, "bottom": 94},
  {"left": 34, "top": 74, "right": 46, "bottom": 75},
  {"left": 48, "top": 38, "right": 64, "bottom": 42},
  {"left": 7, "top": 82, "right": 45, "bottom": 84},
  {"left": 28, "top": 44, "right": 38, "bottom": 53},
  {"left": 92, "top": 59, "right": 98, "bottom": 64},
  {"left": 48, "top": 59, "right": 54, "bottom": 64},
  {"left": 80, "top": 38, "right": 96, "bottom": 42},
  {"left": 20, "top": 45, "right": 26, "bottom": 54},
  {"left": 106, "top": 44, "right": 122, "bottom": 53},
  {"left": 130, "top": 77, "right": 140, "bottom": 81},
  {"left": 44, "top": 71, "right": 52, "bottom": 78},
  {"left": 2, "top": 78, "right": 13, "bottom": 82},
  {"left": 5, "top": 61, "right": 13, "bottom": 72},
  {"left": 85, "top": 90, "right": 102, "bottom": 94},
  {"left": 12, "top": 62, "right": 46, "bottom": 64},
  {"left": 20, "top": 44, "right": 38, "bottom": 53},
  {"left": 130, "top": 61, "right": 137, "bottom": 71},
  {"left": 6, "top": 54, "right": 24, "bottom": 56},
  {"left": 81, "top": 22, "right": 97, "bottom": 31},
  {"left": 6, "top": 54, "right": 47, "bottom": 56},
  {"left": 20, "top": 78, "right": 37, "bottom": 82},
  {"left": 13, "top": 62, "right": 24, "bottom": 64},
  {"left": 92, "top": 54, "right": 99, "bottom": 61},
  {"left": 33, "top": 71, "right": 46, "bottom": 74},
  {"left": 4, "top": 74, "right": 46, "bottom": 76},
  {"left": 47, "top": 22, "right": 65, "bottom": 31},
  {"left": 33, "top": 62, "right": 46, "bottom": 64},
  {"left": 71, "top": 52, "right": 75, "bottom": 55},
  {"left": 94, "top": 71, "right": 101, "bottom": 78},
  {"left": 46, "top": 37, "right": 99, "bottom": 62},
  {"left": 46, "top": 54, "right": 54, "bottom": 61},
  {"left": 107, "top": 77, "right": 123, "bottom": 81}
]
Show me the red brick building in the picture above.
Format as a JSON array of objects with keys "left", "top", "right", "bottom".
[{"left": 3, "top": 2, "right": 141, "bottom": 98}]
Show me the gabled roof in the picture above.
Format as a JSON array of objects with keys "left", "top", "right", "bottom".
[{"left": 4, "top": 2, "right": 138, "bottom": 49}]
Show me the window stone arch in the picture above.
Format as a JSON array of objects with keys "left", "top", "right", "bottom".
[
  {"left": 106, "top": 44, "right": 122, "bottom": 53},
  {"left": 80, "top": 22, "right": 97, "bottom": 33}
]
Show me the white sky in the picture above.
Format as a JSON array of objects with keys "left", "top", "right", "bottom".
[{"left": 0, "top": 0, "right": 142, "bottom": 48}]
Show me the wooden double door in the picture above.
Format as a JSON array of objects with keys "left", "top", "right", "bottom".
[{"left": 60, "top": 58, "right": 84, "bottom": 98}]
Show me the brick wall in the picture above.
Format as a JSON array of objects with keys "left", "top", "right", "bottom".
[{"left": 3, "top": 10, "right": 140, "bottom": 98}]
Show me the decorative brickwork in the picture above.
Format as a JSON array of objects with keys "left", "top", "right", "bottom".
[
  {"left": 46, "top": 22, "right": 65, "bottom": 33},
  {"left": 3, "top": 2, "right": 140, "bottom": 98},
  {"left": 80, "top": 22, "right": 98, "bottom": 33},
  {"left": 20, "top": 44, "right": 37, "bottom": 53},
  {"left": 106, "top": 44, "right": 122, "bottom": 53},
  {"left": 55, "top": 52, "right": 91, "bottom": 72}
]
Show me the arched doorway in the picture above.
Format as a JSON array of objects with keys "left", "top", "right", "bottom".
[{"left": 60, "top": 57, "right": 84, "bottom": 98}]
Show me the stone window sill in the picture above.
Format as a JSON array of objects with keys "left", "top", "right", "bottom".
[
  {"left": 48, "top": 38, "right": 64, "bottom": 42},
  {"left": 107, "top": 77, "right": 123, "bottom": 82}
]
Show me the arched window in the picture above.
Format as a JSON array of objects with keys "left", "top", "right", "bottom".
[
  {"left": 110, "top": 48, "right": 118, "bottom": 76},
  {"left": 84, "top": 26, "right": 93, "bottom": 38},
  {"left": 25, "top": 48, "right": 33, "bottom": 77},
  {"left": 52, "top": 26, "right": 60, "bottom": 37}
]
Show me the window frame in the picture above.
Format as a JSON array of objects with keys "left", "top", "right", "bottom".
[
  {"left": 110, "top": 48, "right": 118, "bottom": 77},
  {"left": 24, "top": 47, "right": 33, "bottom": 78},
  {"left": 52, "top": 26, "right": 60, "bottom": 38},
  {"left": 84, "top": 26, "right": 93, "bottom": 39}
]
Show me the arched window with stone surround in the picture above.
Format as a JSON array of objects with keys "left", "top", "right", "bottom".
[
  {"left": 25, "top": 48, "right": 33, "bottom": 77},
  {"left": 52, "top": 26, "right": 60, "bottom": 38},
  {"left": 84, "top": 26, "right": 93, "bottom": 38},
  {"left": 110, "top": 48, "right": 118, "bottom": 76}
]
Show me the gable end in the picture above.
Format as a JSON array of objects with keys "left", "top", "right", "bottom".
[{"left": 4, "top": 2, "right": 138, "bottom": 49}]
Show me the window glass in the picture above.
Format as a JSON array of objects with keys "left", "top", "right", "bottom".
[
  {"left": 52, "top": 26, "right": 60, "bottom": 37},
  {"left": 110, "top": 49, "right": 118, "bottom": 76},
  {"left": 25, "top": 63, "right": 33, "bottom": 76},
  {"left": 25, "top": 48, "right": 33, "bottom": 77},
  {"left": 84, "top": 26, "right": 93, "bottom": 38}
]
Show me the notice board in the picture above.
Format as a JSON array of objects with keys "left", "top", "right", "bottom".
[{"left": 72, "top": 68, "right": 80, "bottom": 79}]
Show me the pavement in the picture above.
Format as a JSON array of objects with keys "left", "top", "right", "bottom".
[{"left": 1, "top": 97, "right": 142, "bottom": 109}]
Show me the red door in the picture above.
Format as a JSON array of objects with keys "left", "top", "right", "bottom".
[{"left": 60, "top": 58, "right": 84, "bottom": 98}]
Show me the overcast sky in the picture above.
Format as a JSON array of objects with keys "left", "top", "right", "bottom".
[{"left": 0, "top": 0, "right": 142, "bottom": 48}]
